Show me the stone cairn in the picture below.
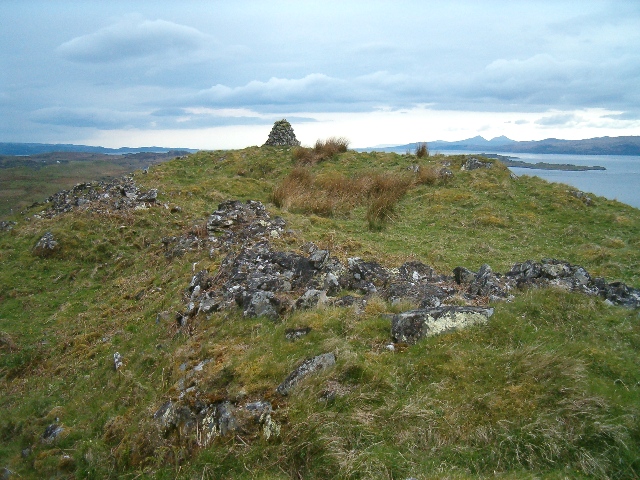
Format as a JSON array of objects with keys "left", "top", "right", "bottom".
[{"left": 263, "top": 119, "right": 300, "bottom": 147}]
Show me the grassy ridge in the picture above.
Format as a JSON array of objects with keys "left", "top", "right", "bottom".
[{"left": 0, "top": 146, "right": 639, "bottom": 478}]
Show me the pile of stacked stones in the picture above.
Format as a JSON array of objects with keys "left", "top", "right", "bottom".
[{"left": 263, "top": 119, "right": 301, "bottom": 147}]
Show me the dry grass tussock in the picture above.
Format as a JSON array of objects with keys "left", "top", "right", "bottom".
[
  {"left": 415, "top": 142, "right": 429, "bottom": 158},
  {"left": 293, "top": 137, "right": 350, "bottom": 165},
  {"left": 416, "top": 165, "right": 439, "bottom": 185},
  {"left": 272, "top": 168, "right": 412, "bottom": 228}
]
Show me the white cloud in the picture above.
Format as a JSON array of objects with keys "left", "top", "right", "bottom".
[
  {"left": 57, "top": 17, "right": 213, "bottom": 63},
  {"left": 535, "top": 113, "right": 579, "bottom": 127}
]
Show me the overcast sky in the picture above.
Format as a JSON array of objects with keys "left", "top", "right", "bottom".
[{"left": 2, "top": 1, "right": 640, "bottom": 149}]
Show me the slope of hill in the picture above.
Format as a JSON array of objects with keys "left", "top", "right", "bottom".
[
  {"left": 1, "top": 146, "right": 639, "bottom": 479},
  {"left": 0, "top": 151, "right": 192, "bottom": 217}
]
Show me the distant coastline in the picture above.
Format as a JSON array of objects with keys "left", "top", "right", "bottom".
[
  {"left": 369, "top": 135, "right": 640, "bottom": 156},
  {"left": 480, "top": 154, "right": 606, "bottom": 171},
  {"left": 0, "top": 142, "right": 198, "bottom": 156}
]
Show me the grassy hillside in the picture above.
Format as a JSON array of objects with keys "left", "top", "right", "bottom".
[
  {"left": 1, "top": 146, "right": 639, "bottom": 479},
  {"left": 0, "top": 151, "right": 189, "bottom": 217}
]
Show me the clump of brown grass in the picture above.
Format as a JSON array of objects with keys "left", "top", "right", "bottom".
[
  {"left": 272, "top": 167, "right": 313, "bottom": 210},
  {"left": 293, "top": 137, "right": 350, "bottom": 165},
  {"left": 416, "top": 165, "right": 439, "bottom": 185},
  {"left": 415, "top": 142, "right": 429, "bottom": 158},
  {"left": 271, "top": 168, "right": 411, "bottom": 229},
  {"left": 365, "top": 173, "right": 412, "bottom": 230}
]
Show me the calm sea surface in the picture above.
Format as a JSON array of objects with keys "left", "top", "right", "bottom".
[{"left": 440, "top": 151, "right": 640, "bottom": 210}]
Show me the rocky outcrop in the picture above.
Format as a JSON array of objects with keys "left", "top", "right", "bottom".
[
  {"left": 30, "top": 176, "right": 162, "bottom": 219},
  {"left": 180, "top": 200, "right": 640, "bottom": 327},
  {"left": 0, "top": 221, "right": 15, "bottom": 232},
  {"left": 153, "top": 397, "right": 280, "bottom": 447},
  {"left": 453, "top": 258, "right": 640, "bottom": 309},
  {"left": 263, "top": 119, "right": 301, "bottom": 147},
  {"left": 462, "top": 157, "right": 492, "bottom": 170}
]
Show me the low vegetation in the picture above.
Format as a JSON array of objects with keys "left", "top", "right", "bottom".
[
  {"left": 293, "top": 137, "right": 350, "bottom": 165},
  {"left": 271, "top": 167, "right": 413, "bottom": 229},
  {"left": 1, "top": 141, "right": 639, "bottom": 479},
  {"left": 415, "top": 141, "right": 429, "bottom": 158},
  {"left": 0, "top": 151, "right": 186, "bottom": 217}
]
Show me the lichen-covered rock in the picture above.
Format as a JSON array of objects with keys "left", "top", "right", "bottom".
[
  {"left": 33, "top": 231, "right": 59, "bottom": 257},
  {"left": 276, "top": 353, "right": 336, "bottom": 395},
  {"left": 243, "top": 290, "right": 280, "bottom": 319},
  {"left": 295, "top": 289, "right": 328, "bottom": 310},
  {"left": 391, "top": 306, "right": 494, "bottom": 344},
  {"left": 263, "top": 119, "right": 300, "bottom": 147}
]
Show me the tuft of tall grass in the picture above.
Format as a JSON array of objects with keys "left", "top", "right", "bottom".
[
  {"left": 365, "top": 173, "right": 412, "bottom": 230},
  {"left": 416, "top": 165, "right": 439, "bottom": 185},
  {"left": 293, "top": 137, "right": 350, "bottom": 165},
  {"left": 415, "top": 142, "right": 429, "bottom": 158}
]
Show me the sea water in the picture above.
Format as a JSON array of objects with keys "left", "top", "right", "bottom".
[{"left": 440, "top": 151, "right": 640, "bottom": 210}]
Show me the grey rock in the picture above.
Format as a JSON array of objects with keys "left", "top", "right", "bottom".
[
  {"left": 154, "top": 397, "right": 276, "bottom": 447},
  {"left": 243, "top": 291, "right": 279, "bottom": 319},
  {"left": 285, "top": 326, "right": 312, "bottom": 341},
  {"left": 113, "top": 352, "right": 123, "bottom": 371},
  {"left": 42, "top": 424, "right": 63, "bottom": 443},
  {"left": 189, "top": 269, "right": 211, "bottom": 292},
  {"left": 309, "top": 249, "right": 329, "bottom": 269},
  {"left": 324, "top": 272, "right": 340, "bottom": 296},
  {"left": 0, "top": 467, "right": 13, "bottom": 480},
  {"left": 391, "top": 306, "right": 494, "bottom": 344},
  {"left": 570, "top": 190, "right": 593, "bottom": 205},
  {"left": 0, "top": 221, "right": 16, "bottom": 232},
  {"left": 136, "top": 189, "right": 158, "bottom": 202},
  {"left": 162, "top": 234, "right": 202, "bottom": 259},
  {"left": 198, "top": 292, "right": 222, "bottom": 314},
  {"left": 453, "top": 266, "right": 477, "bottom": 285},
  {"left": 439, "top": 168, "right": 453, "bottom": 181},
  {"left": 33, "top": 231, "right": 59, "bottom": 257},
  {"left": 295, "top": 289, "right": 328, "bottom": 310},
  {"left": 276, "top": 352, "right": 336, "bottom": 395},
  {"left": 462, "top": 157, "right": 491, "bottom": 170}
]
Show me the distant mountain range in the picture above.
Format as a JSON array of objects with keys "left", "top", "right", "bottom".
[
  {"left": 0, "top": 142, "right": 198, "bottom": 156},
  {"left": 370, "top": 135, "right": 640, "bottom": 156}
]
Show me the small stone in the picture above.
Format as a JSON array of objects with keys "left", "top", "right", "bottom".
[
  {"left": 285, "top": 327, "right": 312, "bottom": 341},
  {"left": 42, "top": 424, "right": 63, "bottom": 443},
  {"left": 113, "top": 352, "right": 123, "bottom": 371}
]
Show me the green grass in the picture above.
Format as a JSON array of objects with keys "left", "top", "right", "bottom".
[{"left": 0, "top": 146, "right": 639, "bottom": 478}]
